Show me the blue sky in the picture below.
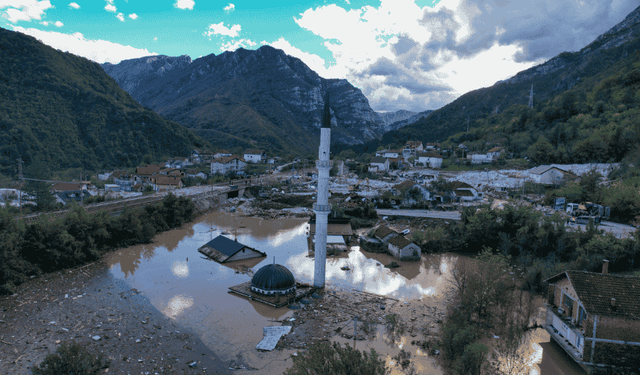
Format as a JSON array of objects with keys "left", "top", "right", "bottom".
[{"left": 2, "top": 0, "right": 639, "bottom": 112}]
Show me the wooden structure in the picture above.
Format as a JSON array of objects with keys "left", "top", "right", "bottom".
[{"left": 229, "top": 281, "right": 315, "bottom": 308}]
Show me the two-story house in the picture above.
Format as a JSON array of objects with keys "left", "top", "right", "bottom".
[
  {"left": 417, "top": 151, "right": 443, "bottom": 168},
  {"left": 211, "top": 156, "right": 247, "bottom": 175},
  {"left": 544, "top": 262, "right": 640, "bottom": 373}
]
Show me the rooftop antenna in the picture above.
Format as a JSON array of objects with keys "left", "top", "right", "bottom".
[{"left": 528, "top": 84, "right": 534, "bottom": 108}]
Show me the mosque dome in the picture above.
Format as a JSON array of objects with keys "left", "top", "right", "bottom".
[{"left": 251, "top": 264, "right": 296, "bottom": 295}]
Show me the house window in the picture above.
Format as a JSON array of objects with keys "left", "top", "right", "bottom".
[
  {"left": 577, "top": 306, "right": 587, "bottom": 326},
  {"left": 563, "top": 294, "right": 574, "bottom": 317}
]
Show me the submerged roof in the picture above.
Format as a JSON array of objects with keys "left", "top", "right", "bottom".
[
  {"left": 388, "top": 235, "right": 414, "bottom": 249},
  {"left": 198, "top": 235, "right": 265, "bottom": 263},
  {"left": 251, "top": 264, "right": 296, "bottom": 291}
]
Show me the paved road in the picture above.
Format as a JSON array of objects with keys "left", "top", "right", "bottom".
[
  {"left": 566, "top": 220, "right": 637, "bottom": 239},
  {"left": 376, "top": 209, "right": 461, "bottom": 220}
]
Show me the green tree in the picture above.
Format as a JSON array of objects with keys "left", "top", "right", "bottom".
[
  {"left": 527, "top": 136, "right": 555, "bottom": 164},
  {"left": 284, "top": 341, "right": 388, "bottom": 375}
]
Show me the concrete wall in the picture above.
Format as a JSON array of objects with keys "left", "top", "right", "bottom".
[{"left": 388, "top": 243, "right": 421, "bottom": 259}]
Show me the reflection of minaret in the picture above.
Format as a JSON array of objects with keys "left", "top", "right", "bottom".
[{"left": 314, "top": 94, "right": 332, "bottom": 289}]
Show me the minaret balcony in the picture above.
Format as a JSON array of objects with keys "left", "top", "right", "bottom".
[
  {"left": 316, "top": 160, "right": 333, "bottom": 168},
  {"left": 313, "top": 203, "right": 332, "bottom": 213}
]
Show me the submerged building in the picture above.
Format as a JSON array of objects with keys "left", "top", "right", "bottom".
[{"left": 251, "top": 264, "right": 297, "bottom": 296}]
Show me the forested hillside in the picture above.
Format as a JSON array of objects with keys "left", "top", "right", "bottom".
[
  {"left": 0, "top": 28, "right": 207, "bottom": 176},
  {"left": 366, "top": 5, "right": 640, "bottom": 164}
]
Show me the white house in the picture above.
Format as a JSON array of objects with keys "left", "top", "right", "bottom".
[
  {"left": 214, "top": 150, "right": 232, "bottom": 159},
  {"left": 387, "top": 235, "right": 421, "bottom": 260},
  {"left": 369, "top": 157, "right": 390, "bottom": 172},
  {"left": 375, "top": 149, "right": 400, "bottom": 158},
  {"left": 528, "top": 166, "right": 576, "bottom": 185},
  {"left": 417, "top": 151, "right": 443, "bottom": 168},
  {"left": 243, "top": 149, "right": 266, "bottom": 163},
  {"left": 471, "top": 153, "right": 493, "bottom": 164},
  {"left": 211, "top": 156, "right": 247, "bottom": 175}
]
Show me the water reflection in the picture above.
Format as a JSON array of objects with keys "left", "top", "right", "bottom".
[
  {"left": 163, "top": 294, "right": 194, "bottom": 318},
  {"left": 171, "top": 261, "right": 189, "bottom": 278}
]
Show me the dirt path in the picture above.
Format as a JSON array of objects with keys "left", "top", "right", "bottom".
[{"left": 0, "top": 261, "right": 231, "bottom": 375}]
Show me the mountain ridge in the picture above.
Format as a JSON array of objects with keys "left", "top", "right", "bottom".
[{"left": 102, "top": 46, "right": 391, "bottom": 156}]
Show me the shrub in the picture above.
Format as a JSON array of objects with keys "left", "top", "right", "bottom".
[
  {"left": 32, "top": 341, "right": 109, "bottom": 375},
  {"left": 284, "top": 341, "right": 387, "bottom": 375}
]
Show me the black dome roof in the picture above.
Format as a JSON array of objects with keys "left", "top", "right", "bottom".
[{"left": 251, "top": 264, "right": 296, "bottom": 291}]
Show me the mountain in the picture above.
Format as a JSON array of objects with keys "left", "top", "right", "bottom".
[
  {"left": 377, "top": 110, "right": 417, "bottom": 129},
  {"left": 367, "top": 5, "right": 640, "bottom": 164},
  {"left": 102, "top": 46, "right": 385, "bottom": 156},
  {"left": 382, "top": 110, "right": 434, "bottom": 132},
  {"left": 0, "top": 27, "right": 206, "bottom": 176}
]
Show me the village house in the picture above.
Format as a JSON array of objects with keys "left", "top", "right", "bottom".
[
  {"left": 198, "top": 235, "right": 266, "bottom": 263},
  {"left": 373, "top": 225, "right": 399, "bottom": 243},
  {"left": 449, "top": 181, "right": 480, "bottom": 201},
  {"left": 52, "top": 181, "right": 89, "bottom": 192},
  {"left": 417, "top": 151, "right": 443, "bottom": 168},
  {"left": 529, "top": 165, "right": 577, "bottom": 185},
  {"left": 369, "top": 157, "right": 390, "bottom": 172},
  {"left": 244, "top": 149, "right": 266, "bottom": 163},
  {"left": 470, "top": 152, "right": 493, "bottom": 164},
  {"left": 375, "top": 149, "right": 400, "bottom": 158},
  {"left": 186, "top": 169, "right": 208, "bottom": 179},
  {"left": 487, "top": 146, "right": 506, "bottom": 160},
  {"left": 403, "top": 141, "right": 424, "bottom": 159},
  {"left": 214, "top": 150, "right": 232, "bottom": 159},
  {"left": 544, "top": 262, "right": 640, "bottom": 373},
  {"left": 424, "top": 142, "right": 439, "bottom": 150},
  {"left": 387, "top": 235, "right": 421, "bottom": 260},
  {"left": 150, "top": 175, "right": 183, "bottom": 191},
  {"left": 55, "top": 190, "right": 93, "bottom": 206},
  {"left": 136, "top": 165, "right": 161, "bottom": 181},
  {"left": 211, "top": 156, "right": 247, "bottom": 175}
]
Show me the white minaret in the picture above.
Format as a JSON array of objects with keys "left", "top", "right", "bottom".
[{"left": 313, "top": 95, "right": 332, "bottom": 289}]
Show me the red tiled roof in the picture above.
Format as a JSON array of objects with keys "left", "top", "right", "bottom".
[
  {"left": 136, "top": 165, "right": 161, "bottom": 176},
  {"left": 547, "top": 271, "right": 640, "bottom": 320},
  {"left": 374, "top": 226, "right": 396, "bottom": 239},
  {"left": 244, "top": 149, "right": 265, "bottom": 155},
  {"left": 153, "top": 176, "right": 182, "bottom": 186}
]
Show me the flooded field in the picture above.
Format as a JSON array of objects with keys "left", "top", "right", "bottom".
[{"left": 104, "top": 211, "right": 585, "bottom": 374}]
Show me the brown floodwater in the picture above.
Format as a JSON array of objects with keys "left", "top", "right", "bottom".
[{"left": 104, "top": 211, "right": 586, "bottom": 374}]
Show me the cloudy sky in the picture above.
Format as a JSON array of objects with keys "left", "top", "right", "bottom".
[{"left": 2, "top": 0, "right": 639, "bottom": 112}]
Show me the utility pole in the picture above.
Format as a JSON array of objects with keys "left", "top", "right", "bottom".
[
  {"left": 17, "top": 158, "right": 23, "bottom": 213},
  {"left": 528, "top": 85, "right": 534, "bottom": 108},
  {"left": 466, "top": 117, "right": 470, "bottom": 132}
]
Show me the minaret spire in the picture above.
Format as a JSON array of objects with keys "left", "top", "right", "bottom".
[{"left": 313, "top": 93, "right": 333, "bottom": 289}]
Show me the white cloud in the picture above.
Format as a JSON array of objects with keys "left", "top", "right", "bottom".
[
  {"left": 128, "top": 13, "right": 137, "bottom": 20},
  {"left": 116, "top": 12, "right": 124, "bottom": 22},
  {"left": 223, "top": 3, "right": 234, "bottom": 12},
  {"left": 68, "top": 2, "right": 79, "bottom": 9},
  {"left": 220, "top": 38, "right": 255, "bottom": 52},
  {"left": 205, "top": 22, "right": 241, "bottom": 38},
  {"left": 40, "top": 20, "right": 48, "bottom": 25},
  {"left": 12, "top": 26, "right": 158, "bottom": 64},
  {"left": 54, "top": 20, "right": 62, "bottom": 27},
  {"left": 295, "top": 0, "right": 640, "bottom": 111},
  {"left": 153, "top": 36, "right": 157, "bottom": 40},
  {"left": 104, "top": 4, "right": 116, "bottom": 12},
  {"left": 174, "top": 0, "right": 194, "bottom": 10},
  {"left": 268, "top": 37, "right": 338, "bottom": 79},
  {"left": 1, "top": 0, "right": 53, "bottom": 23}
]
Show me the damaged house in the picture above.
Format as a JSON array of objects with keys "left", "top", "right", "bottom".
[
  {"left": 198, "top": 235, "right": 266, "bottom": 263},
  {"left": 544, "top": 262, "right": 640, "bottom": 373}
]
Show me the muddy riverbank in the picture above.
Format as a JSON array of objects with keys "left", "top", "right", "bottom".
[{"left": 0, "top": 261, "right": 231, "bottom": 374}]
